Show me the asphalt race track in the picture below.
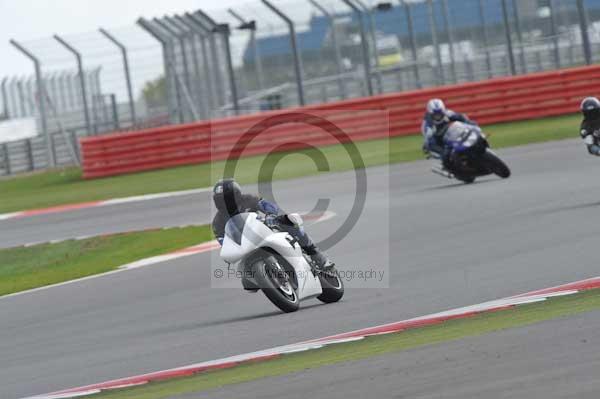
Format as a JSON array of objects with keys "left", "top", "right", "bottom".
[
  {"left": 2, "top": 139, "right": 600, "bottom": 398},
  {"left": 177, "top": 311, "right": 600, "bottom": 399}
]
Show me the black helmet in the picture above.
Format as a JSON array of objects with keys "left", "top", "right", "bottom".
[
  {"left": 213, "top": 178, "right": 242, "bottom": 216},
  {"left": 581, "top": 97, "right": 600, "bottom": 120}
]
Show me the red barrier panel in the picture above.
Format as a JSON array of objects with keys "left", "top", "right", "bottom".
[{"left": 81, "top": 65, "right": 600, "bottom": 178}]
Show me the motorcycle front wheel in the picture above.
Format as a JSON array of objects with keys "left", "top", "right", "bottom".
[
  {"left": 317, "top": 267, "right": 345, "bottom": 304},
  {"left": 253, "top": 256, "right": 300, "bottom": 313},
  {"left": 483, "top": 150, "right": 511, "bottom": 179}
]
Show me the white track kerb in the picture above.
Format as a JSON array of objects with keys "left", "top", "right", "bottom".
[
  {"left": 24, "top": 276, "right": 600, "bottom": 399},
  {"left": 0, "top": 187, "right": 213, "bottom": 221}
]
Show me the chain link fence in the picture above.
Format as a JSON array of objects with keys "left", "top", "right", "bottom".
[{"left": 1, "top": 0, "right": 599, "bottom": 176}]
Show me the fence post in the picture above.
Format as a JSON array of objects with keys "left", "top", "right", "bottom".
[
  {"left": 137, "top": 18, "right": 182, "bottom": 124},
  {"left": 228, "top": 9, "right": 267, "bottom": 92},
  {"left": 2, "top": 143, "right": 10, "bottom": 175},
  {"left": 354, "top": 0, "right": 383, "bottom": 93},
  {"left": 400, "top": 0, "right": 422, "bottom": 88},
  {"left": 307, "top": 1, "right": 347, "bottom": 99},
  {"left": 262, "top": 0, "right": 306, "bottom": 106},
  {"left": 61, "top": 72, "right": 72, "bottom": 110},
  {"left": 190, "top": 11, "right": 227, "bottom": 107},
  {"left": 547, "top": 0, "right": 561, "bottom": 69},
  {"left": 465, "top": 55, "right": 475, "bottom": 81},
  {"left": 50, "top": 133, "right": 57, "bottom": 166},
  {"left": 70, "top": 130, "right": 80, "bottom": 161},
  {"left": 22, "top": 78, "right": 34, "bottom": 116},
  {"left": 10, "top": 39, "right": 55, "bottom": 168},
  {"left": 99, "top": 28, "right": 137, "bottom": 126},
  {"left": 163, "top": 17, "right": 194, "bottom": 97},
  {"left": 17, "top": 79, "right": 27, "bottom": 117},
  {"left": 110, "top": 94, "right": 120, "bottom": 130},
  {"left": 48, "top": 73, "right": 59, "bottom": 113},
  {"left": 441, "top": 0, "right": 458, "bottom": 83},
  {"left": 171, "top": 16, "right": 205, "bottom": 117},
  {"left": 25, "top": 139, "right": 34, "bottom": 171},
  {"left": 342, "top": 0, "right": 374, "bottom": 96},
  {"left": 576, "top": 0, "right": 592, "bottom": 65},
  {"left": 426, "top": 0, "right": 445, "bottom": 85},
  {"left": 41, "top": 81, "right": 81, "bottom": 165},
  {"left": 54, "top": 34, "right": 93, "bottom": 136},
  {"left": 183, "top": 13, "right": 218, "bottom": 112},
  {"left": 477, "top": 0, "right": 493, "bottom": 78},
  {"left": 1, "top": 78, "right": 9, "bottom": 118},
  {"left": 8, "top": 78, "right": 19, "bottom": 117},
  {"left": 510, "top": 0, "right": 527, "bottom": 73},
  {"left": 154, "top": 17, "right": 197, "bottom": 122},
  {"left": 214, "top": 23, "right": 240, "bottom": 115},
  {"left": 194, "top": 10, "right": 240, "bottom": 115},
  {"left": 175, "top": 15, "right": 211, "bottom": 118},
  {"left": 500, "top": 0, "right": 517, "bottom": 75},
  {"left": 535, "top": 50, "right": 543, "bottom": 71}
]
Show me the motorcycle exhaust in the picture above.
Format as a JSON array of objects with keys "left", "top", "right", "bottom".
[{"left": 431, "top": 165, "right": 454, "bottom": 179}]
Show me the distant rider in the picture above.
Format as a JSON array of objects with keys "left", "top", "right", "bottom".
[
  {"left": 580, "top": 97, "right": 600, "bottom": 156},
  {"left": 211, "top": 178, "right": 333, "bottom": 270},
  {"left": 421, "top": 99, "right": 475, "bottom": 169}
]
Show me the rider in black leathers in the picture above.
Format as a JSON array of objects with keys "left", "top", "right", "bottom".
[
  {"left": 211, "top": 178, "right": 332, "bottom": 269},
  {"left": 580, "top": 97, "right": 600, "bottom": 156}
]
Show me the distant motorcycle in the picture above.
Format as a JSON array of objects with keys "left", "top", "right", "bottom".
[
  {"left": 430, "top": 121, "right": 511, "bottom": 184},
  {"left": 220, "top": 212, "right": 344, "bottom": 313}
]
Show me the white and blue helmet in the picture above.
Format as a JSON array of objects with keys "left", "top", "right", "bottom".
[{"left": 426, "top": 98, "right": 447, "bottom": 125}]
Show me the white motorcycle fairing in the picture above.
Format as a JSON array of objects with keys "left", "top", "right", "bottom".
[{"left": 220, "top": 213, "right": 323, "bottom": 300}]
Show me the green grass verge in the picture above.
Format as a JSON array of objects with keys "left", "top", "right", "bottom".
[
  {"left": 0, "top": 225, "right": 213, "bottom": 296},
  {"left": 0, "top": 114, "right": 580, "bottom": 214},
  {"left": 95, "top": 288, "right": 600, "bottom": 399}
]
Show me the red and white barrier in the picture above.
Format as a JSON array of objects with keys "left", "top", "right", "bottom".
[{"left": 80, "top": 64, "right": 600, "bottom": 179}]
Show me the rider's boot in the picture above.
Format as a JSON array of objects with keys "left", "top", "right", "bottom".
[{"left": 305, "top": 245, "right": 334, "bottom": 271}]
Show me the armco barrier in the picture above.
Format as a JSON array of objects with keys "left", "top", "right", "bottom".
[{"left": 81, "top": 65, "right": 600, "bottom": 178}]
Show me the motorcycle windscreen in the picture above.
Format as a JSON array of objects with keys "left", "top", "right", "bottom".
[
  {"left": 225, "top": 213, "right": 249, "bottom": 246},
  {"left": 444, "top": 122, "right": 470, "bottom": 143},
  {"left": 445, "top": 123, "right": 481, "bottom": 149},
  {"left": 221, "top": 213, "right": 275, "bottom": 264}
]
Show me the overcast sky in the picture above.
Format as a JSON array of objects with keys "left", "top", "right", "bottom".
[{"left": 0, "top": 0, "right": 245, "bottom": 78}]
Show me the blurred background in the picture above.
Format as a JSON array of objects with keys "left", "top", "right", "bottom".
[{"left": 1, "top": 0, "right": 599, "bottom": 175}]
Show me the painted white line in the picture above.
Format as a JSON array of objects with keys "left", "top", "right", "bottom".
[
  {"left": 25, "top": 276, "right": 600, "bottom": 399},
  {"left": 17, "top": 226, "right": 205, "bottom": 248},
  {"left": 0, "top": 241, "right": 219, "bottom": 301},
  {"left": 0, "top": 187, "right": 213, "bottom": 221},
  {"left": 0, "top": 269, "right": 126, "bottom": 301},
  {"left": 101, "top": 187, "right": 212, "bottom": 206},
  {"left": 0, "top": 212, "right": 24, "bottom": 220}
]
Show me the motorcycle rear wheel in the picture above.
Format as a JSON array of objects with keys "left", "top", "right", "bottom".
[
  {"left": 317, "top": 267, "right": 345, "bottom": 304},
  {"left": 456, "top": 174, "right": 476, "bottom": 184}
]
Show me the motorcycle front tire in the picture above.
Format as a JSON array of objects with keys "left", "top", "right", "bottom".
[
  {"left": 483, "top": 150, "right": 511, "bottom": 179},
  {"left": 253, "top": 256, "right": 300, "bottom": 313}
]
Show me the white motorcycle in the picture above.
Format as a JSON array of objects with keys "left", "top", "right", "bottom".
[{"left": 220, "top": 212, "right": 344, "bottom": 313}]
